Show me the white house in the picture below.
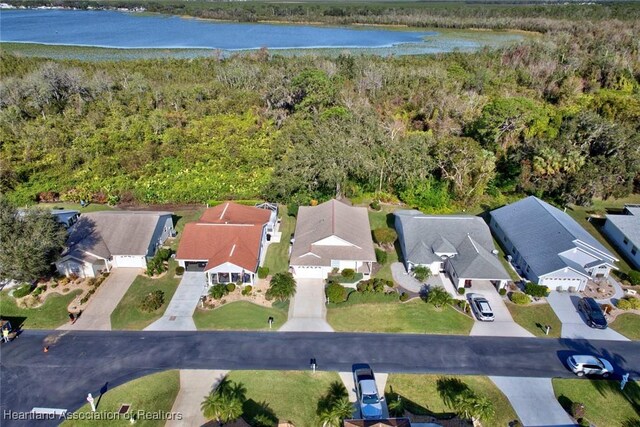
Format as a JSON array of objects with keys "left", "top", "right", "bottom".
[
  {"left": 289, "top": 199, "right": 376, "bottom": 280},
  {"left": 56, "top": 211, "right": 174, "bottom": 278},
  {"left": 602, "top": 205, "right": 640, "bottom": 270},
  {"left": 490, "top": 196, "right": 618, "bottom": 291}
]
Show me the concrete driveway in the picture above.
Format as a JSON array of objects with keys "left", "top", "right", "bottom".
[
  {"left": 279, "top": 278, "right": 333, "bottom": 332},
  {"left": 339, "top": 371, "right": 389, "bottom": 419},
  {"left": 166, "top": 369, "right": 228, "bottom": 427},
  {"left": 546, "top": 291, "right": 629, "bottom": 341},
  {"left": 59, "top": 268, "right": 141, "bottom": 331},
  {"left": 145, "top": 272, "right": 207, "bottom": 331},
  {"left": 469, "top": 282, "right": 534, "bottom": 338}
]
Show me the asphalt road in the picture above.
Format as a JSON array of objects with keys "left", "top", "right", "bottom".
[{"left": 1, "top": 330, "right": 639, "bottom": 426}]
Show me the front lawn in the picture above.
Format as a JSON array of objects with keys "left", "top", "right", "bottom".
[
  {"left": 610, "top": 313, "right": 640, "bottom": 340},
  {"left": 61, "top": 370, "right": 179, "bottom": 427},
  {"left": 110, "top": 261, "right": 180, "bottom": 330},
  {"left": 227, "top": 370, "right": 341, "bottom": 427},
  {"left": 193, "top": 301, "right": 288, "bottom": 331},
  {"left": 263, "top": 205, "right": 295, "bottom": 275},
  {"left": 386, "top": 374, "right": 519, "bottom": 427},
  {"left": 327, "top": 298, "right": 473, "bottom": 334},
  {"left": 0, "top": 289, "right": 82, "bottom": 329},
  {"left": 553, "top": 378, "right": 640, "bottom": 427},
  {"left": 506, "top": 301, "right": 562, "bottom": 337}
]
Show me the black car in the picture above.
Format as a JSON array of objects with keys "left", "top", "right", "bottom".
[{"left": 578, "top": 297, "right": 608, "bottom": 329}]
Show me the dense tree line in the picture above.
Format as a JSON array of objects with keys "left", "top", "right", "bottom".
[{"left": 1, "top": 4, "right": 639, "bottom": 211}]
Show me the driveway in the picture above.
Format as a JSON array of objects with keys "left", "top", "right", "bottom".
[
  {"left": 166, "top": 369, "right": 228, "bottom": 427},
  {"left": 145, "top": 272, "right": 207, "bottom": 331},
  {"left": 469, "top": 282, "right": 534, "bottom": 338},
  {"left": 491, "top": 376, "right": 575, "bottom": 427},
  {"left": 280, "top": 278, "right": 333, "bottom": 332},
  {"left": 58, "top": 268, "right": 140, "bottom": 331},
  {"left": 339, "top": 371, "right": 389, "bottom": 419},
  {"left": 546, "top": 291, "right": 629, "bottom": 341}
]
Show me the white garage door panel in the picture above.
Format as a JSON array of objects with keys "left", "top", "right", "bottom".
[
  {"left": 114, "top": 255, "right": 146, "bottom": 268},
  {"left": 294, "top": 266, "right": 325, "bottom": 279},
  {"left": 541, "top": 277, "right": 582, "bottom": 291}
]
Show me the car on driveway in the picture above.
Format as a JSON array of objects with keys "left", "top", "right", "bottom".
[
  {"left": 567, "top": 355, "right": 614, "bottom": 378},
  {"left": 353, "top": 364, "right": 383, "bottom": 419},
  {"left": 468, "top": 294, "right": 495, "bottom": 322},
  {"left": 578, "top": 297, "right": 608, "bottom": 329}
]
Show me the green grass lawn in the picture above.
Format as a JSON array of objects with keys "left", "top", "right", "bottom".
[
  {"left": 610, "top": 313, "right": 640, "bottom": 340},
  {"left": 193, "top": 301, "right": 288, "bottom": 330},
  {"left": 263, "top": 205, "right": 295, "bottom": 275},
  {"left": 227, "top": 370, "right": 341, "bottom": 427},
  {"left": 506, "top": 301, "right": 562, "bottom": 337},
  {"left": 386, "top": 374, "right": 519, "bottom": 426},
  {"left": 0, "top": 290, "right": 82, "bottom": 329},
  {"left": 552, "top": 378, "right": 640, "bottom": 427},
  {"left": 327, "top": 298, "right": 473, "bottom": 334},
  {"left": 62, "top": 370, "right": 180, "bottom": 427},
  {"left": 37, "top": 202, "right": 114, "bottom": 213},
  {"left": 110, "top": 261, "right": 180, "bottom": 330}
]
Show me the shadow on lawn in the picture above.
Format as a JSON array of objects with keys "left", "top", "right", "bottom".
[
  {"left": 385, "top": 385, "right": 457, "bottom": 420},
  {"left": 242, "top": 398, "right": 278, "bottom": 426}
]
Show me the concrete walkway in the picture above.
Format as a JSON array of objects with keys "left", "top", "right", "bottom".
[
  {"left": 490, "top": 376, "right": 576, "bottom": 427},
  {"left": 546, "top": 291, "right": 629, "bottom": 341},
  {"left": 145, "top": 272, "right": 206, "bottom": 331},
  {"left": 58, "top": 268, "right": 140, "bottom": 331},
  {"left": 469, "top": 283, "right": 534, "bottom": 338},
  {"left": 280, "top": 278, "right": 333, "bottom": 332},
  {"left": 166, "top": 369, "right": 228, "bottom": 427}
]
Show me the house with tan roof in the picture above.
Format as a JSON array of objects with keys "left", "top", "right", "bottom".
[
  {"left": 56, "top": 211, "right": 175, "bottom": 278},
  {"left": 175, "top": 202, "right": 273, "bottom": 286},
  {"left": 290, "top": 199, "right": 376, "bottom": 279}
]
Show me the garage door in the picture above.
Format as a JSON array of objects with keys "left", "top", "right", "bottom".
[
  {"left": 541, "top": 277, "right": 584, "bottom": 291},
  {"left": 185, "top": 261, "right": 207, "bottom": 272},
  {"left": 113, "top": 255, "right": 146, "bottom": 268},
  {"left": 293, "top": 266, "right": 325, "bottom": 279}
]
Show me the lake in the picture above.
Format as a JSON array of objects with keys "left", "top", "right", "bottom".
[{"left": 0, "top": 9, "right": 524, "bottom": 58}]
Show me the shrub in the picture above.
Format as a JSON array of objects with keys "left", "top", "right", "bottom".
[
  {"left": 140, "top": 290, "right": 165, "bottom": 312},
  {"left": 288, "top": 202, "right": 299, "bottom": 217},
  {"left": 241, "top": 285, "right": 253, "bottom": 296},
  {"left": 457, "top": 287, "right": 466, "bottom": 295},
  {"left": 257, "top": 266, "right": 270, "bottom": 279},
  {"left": 399, "top": 292, "right": 409, "bottom": 302},
  {"left": 524, "top": 283, "right": 549, "bottom": 297},
  {"left": 59, "top": 277, "right": 70, "bottom": 286},
  {"left": 616, "top": 297, "right": 640, "bottom": 310},
  {"left": 413, "top": 265, "right": 431, "bottom": 282},
  {"left": 373, "top": 228, "right": 397, "bottom": 245},
  {"left": 32, "top": 286, "right": 46, "bottom": 297},
  {"left": 375, "top": 248, "right": 388, "bottom": 264},
  {"left": 226, "top": 283, "right": 236, "bottom": 292},
  {"left": 499, "top": 288, "right": 507, "bottom": 296},
  {"left": 209, "top": 284, "right": 229, "bottom": 300},
  {"left": 12, "top": 284, "right": 32, "bottom": 298},
  {"left": 341, "top": 268, "right": 356, "bottom": 280},
  {"left": 266, "top": 272, "right": 296, "bottom": 302},
  {"left": 628, "top": 270, "right": 640, "bottom": 286},
  {"left": 570, "top": 402, "right": 585, "bottom": 420},
  {"left": 175, "top": 266, "right": 185, "bottom": 276},
  {"left": 326, "top": 282, "right": 348, "bottom": 303},
  {"left": 369, "top": 200, "right": 381, "bottom": 211},
  {"left": 51, "top": 283, "right": 58, "bottom": 289},
  {"left": 422, "top": 286, "right": 453, "bottom": 308},
  {"left": 511, "top": 292, "right": 531, "bottom": 305}
]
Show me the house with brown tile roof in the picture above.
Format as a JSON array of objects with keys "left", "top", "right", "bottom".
[
  {"left": 175, "top": 202, "right": 273, "bottom": 285},
  {"left": 290, "top": 199, "right": 376, "bottom": 279}
]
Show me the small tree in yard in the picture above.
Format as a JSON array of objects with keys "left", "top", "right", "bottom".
[
  {"left": 317, "top": 381, "right": 353, "bottom": 427},
  {"left": 326, "top": 282, "right": 348, "bottom": 303},
  {"left": 413, "top": 265, "right": 431, "bottom": 282},
  {"left": 423, "top": 286, "right": 453, "bottom": 308},
  {"left": 140, "top": 290, "right": 165, "bottom": 312},
  {"left": 266, "top": 272, "right": 296, "bottom": 301},
  {"left": 201, "top": 376, "right": 246, "bottom": 426},
  {"left": 372, "top": 228, "right": 397, "bottom": 246}
]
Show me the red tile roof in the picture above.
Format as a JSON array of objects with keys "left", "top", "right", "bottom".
[{"left": 200, "top": 202, "right": 271, "bottom": 225}]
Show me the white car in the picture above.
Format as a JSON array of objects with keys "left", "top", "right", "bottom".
[
  {"left": 468, "top": 294, "right": 495, "bottom": 322},
  {"left": 353, "top": 364, "right": 383, "bottom": 419},
  {"left": 567, "top": 355, "right": 614, "bottom": 378}
]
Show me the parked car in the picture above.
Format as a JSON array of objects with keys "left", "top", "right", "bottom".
[
  {"left": 353, "top": 364, "right": 383, "bottom": 419},
  {"left": 566, "top": 355, "right": 614, "bottom": 378},
  {"left": 468, "top": 294, "right": 495, "bottom": 322},
  {"left": 578, "top": 297, "right": 608, "bottom": 329}
]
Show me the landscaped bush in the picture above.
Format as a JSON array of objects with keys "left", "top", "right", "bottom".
[
  {"left": 257, "top": 266, "right": 270, "bottom": 279},
  {"left": 226, "top": 283, "right": 236, "bottom": 292},
  {"left": 499, "top": 288, "right": 507, "bottom": 296},
  {"left": 511, "top": 292, "right": 531, "bottom": 305},
  {"left": 140, "top": 290, "right": 165, "bottom": 312},
  {"left": 399, "top": 292, "right": 409, "bottom": 302},
  {"left": 175, "top": 266, "right": 185, "bottom": 276},
  {"left": 616, "top": 297, "right": 640, "bottom": 310},
  {"left": 146, "top": 248, "right": 173, "bottom": 276},
  {"left": 628, "top": 270, "right": 640, "bottom": 286},
  {"left": 375, "top": 248, "right": 388, "bottom": 264},
  {"left": 369, "top": 200, "right": 381, "bottom": 211},
  {"left": 58, "top": 277, "right": 70, "bottom": 286},
  {"left": 372, "top": 228, "right": 397, "bottom": 245},
  {"left": 241, "top": 285, "right": 253, "bottom": 296},
  {"left": 422, "top": 286, "right": 453, "bottom": 308},
  {"left": 326, "top": 282, "right": 348, "bottom": 304},
  {"left": 32, "top": 285, "right": 46, "bottom": 297},
  {"left": 413, "top": 265, "right": 431, "bottom": 282},
  {"left": 209, "top": 284, "right": 229, "bottom": 300},
  {"left": 356, "top": 278, "right": 390, "bottom": 293},
  {"left": 524, "top": 283, "right": 549, "bottom": 297},
  {"left": 12, "top": 284, "right": 32, "bottom": 298},
  {"left": 341, "top": 268, "right": 356, "bottom": 281},
  {"left": 457, "top": 287, "right": 466, "bottom": 295}
]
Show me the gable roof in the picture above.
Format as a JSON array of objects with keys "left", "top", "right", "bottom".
[
  {"left": 490, "top": 196, "right": 616, "bottom": 277},
  {"left": 290, "top": 199, "right": 376, "bottom": 267},
  {"left": 395, "top": 210, "right": 510, "bottom": 281},
  {"left": 606, "top": 205, "right": 640, "bottom": 247},
  {"left": 65, "top": 211, "right": 172, "bottom": 261},
  {"left": 200, "top": 202, "right": 271, "bottom": 225}
]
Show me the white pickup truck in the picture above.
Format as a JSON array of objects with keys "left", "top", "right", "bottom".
[{"left": 353, "top": 364, "right": 384, "bottom": 420}]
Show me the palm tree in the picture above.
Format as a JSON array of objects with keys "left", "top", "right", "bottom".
[
  {"left": 455, "top": 389, "right": 495, "bottom": 424},
  {"left": 266, "top": 272, "right": 297, "bottom": 301},
  {"left": 318, "top": 397, "right": 354, "bottom": 427},
  {"left": 425, "top": 286, "right": 453, "bottom": 308},
  {"left": 201, "top": 376, "right": 246, "bottom": 426}
]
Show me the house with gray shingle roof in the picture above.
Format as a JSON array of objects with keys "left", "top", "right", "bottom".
[
  {"left": 490, "top": 196, "right": 618, "bottom": 291},
  {"left": 56, "top": 211, "right": 174, "bottom": 278},
  {"left": 603, "top": 205, "right": 640, "bottom": 269},
  {"left": 290, "top": 199, "right": 376, "bottom": 279},
  {"left": 395, "top": 210, "right": 511, "bottom": 290}
]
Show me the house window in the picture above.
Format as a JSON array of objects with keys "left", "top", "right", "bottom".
[
  {"left": 632, "top": 247, "right": 638, "bottom": 256},
  {"left": 623, "top": 237, "right": 628, "bottom": 245},
  {"left": 526, "top": 266, "right": 530, "bottom": 273}
]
